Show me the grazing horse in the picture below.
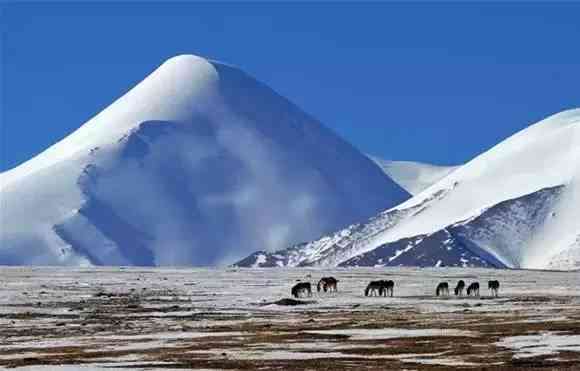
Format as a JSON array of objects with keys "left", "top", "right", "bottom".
[
  {"left": 436, "top": 282, "right": 449, "bottom": 296},
  {"left": 365, "top": 281, "right": 383, "bottom": 296},
  {"left": 466, "top": 282, "right": 480, "bottom": 296},
  {"left": 317, "top": 277, "right": 339, "bottom": 293},
  {"left": 488, "top": 280, "right": 500, "bottom": 297},
  {"left": 365, "top": 280, "right": 394, "bottom": 297},
  {"left": 454, "top": 280, "right": 466, "bottom": 296},
  {"left": 291, "top": 282, "right": 312, "bottom": 298}
]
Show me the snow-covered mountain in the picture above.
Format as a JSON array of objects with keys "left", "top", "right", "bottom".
[
  {"left": 236, "top": 109, "right": 580, "bottom": 271},
  {"left": 0, "top": 55, "right": 410, "bottom": 266},
  {"left": 369, "top": 158, "right": 460, "bottom": 195}
]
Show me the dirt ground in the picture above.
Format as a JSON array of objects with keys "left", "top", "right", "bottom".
[{"left": 0, "top": 267, "right": 579, "bottom": 370}]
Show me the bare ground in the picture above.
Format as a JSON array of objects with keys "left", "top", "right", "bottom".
[{"left": 0, "top": 267, "right": 579, "bottom": 370}]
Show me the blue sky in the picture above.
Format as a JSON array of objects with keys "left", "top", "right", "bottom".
[{"left": 2, "top": 2, "right": 580, "bottom": 171}]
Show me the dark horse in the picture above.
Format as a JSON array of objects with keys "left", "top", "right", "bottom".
[
  {"left": 365, "top": 280, "right": 394, "bottom": 297},
  {"left": 382, "top": 280, "right": 395, "bottom": 297},
  {"left": 317, "top": 277, "right": 339, "bottom": 293},
  {"left": 467, "top": 282, "right": 480, "bottom": 296},
  {"left": 488, "top": 280, "right": 500, "bottom": 297},
  {"left": 365, "top": 281, "right": 383, "bottom": 296},
  {"left": 454, "top": 280, "right": 466, "bottom": 296},
  {"left": 291, "top": 282, "right": 312, "bottom": 298},
  {"left": 436, "top": 282, "right": 449, "bottom": 296}
]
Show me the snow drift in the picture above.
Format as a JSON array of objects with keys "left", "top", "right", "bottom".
[
  {"left": 236, "top": 109, "right": 580, "bottom": 270},
  {"left": 0, "top": 55, "right": 410, "bottom": 266}
]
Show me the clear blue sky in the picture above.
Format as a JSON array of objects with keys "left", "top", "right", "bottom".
[{"left": 2, "top": 2, "right": 580, "bottom": 171}]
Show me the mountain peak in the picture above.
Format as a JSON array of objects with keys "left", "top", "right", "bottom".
[
  {"left": 154, "top": 54, "right": 219, "bottom": 87},
  {"left": 0, "top": 56, "right": 409, "bottom": 266}
]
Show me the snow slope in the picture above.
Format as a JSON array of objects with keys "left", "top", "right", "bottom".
[
  {"left": 0, "top": 54, "right": 410, "bottom": 266},
  {"left": 369, "top": 158, "right": 460, "bottom": 195},
  {"left": 236, "top": 109, "right": 580, "bottom": 270}
]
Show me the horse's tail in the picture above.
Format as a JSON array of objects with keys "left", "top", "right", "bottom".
[
  {"left": 365, "top": 285, "right": 370, "bottom": 297},
  {"left": 436, "top": 286, "right": 440, "bottom": 296}
]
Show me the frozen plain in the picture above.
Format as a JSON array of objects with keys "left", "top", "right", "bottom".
[{"left": 0, "top": 267, "right": 579, "bottom": 370}]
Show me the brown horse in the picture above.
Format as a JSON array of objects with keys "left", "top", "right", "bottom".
[
  {"left": 317, "top": 277, "right": 339, "bottom": 293},
  {"left": 291, "top": 282, "right": 312, "bottom": 298}
]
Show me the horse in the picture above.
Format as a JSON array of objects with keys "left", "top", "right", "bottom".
[
  {"left": 454, "top": 280, "right": 466, "bottom": 296},
  {"left": 365, "top": 281, "right": 383, "bottom": 296},
  {"left": 466, "top": 282, "right": 480, "bottom": 296},
  {"left": 317, "top": 277, "right": 339, "bottom": 293},
  {"left": 381, "top": 280, "right": 394, "bottom": 297},
  {"left": 436, "top": 282, "right": 449, "bottom": 296},
  {"left": 488, "top": 280, "right": 500, "bottom": 297},
  {"left": 364, "top": 280, "right": 394, "bottom": 297},
  {"left": 291, "top": 282, "right": 312, "bottom": 298}
]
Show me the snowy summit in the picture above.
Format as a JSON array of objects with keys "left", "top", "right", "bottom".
[{"left": 0, "top": 55, "right": 409, "bottom": 266}]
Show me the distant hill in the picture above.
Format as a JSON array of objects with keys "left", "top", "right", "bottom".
[{"left": 236, "top": 110, "right": 580, "bottom": 271}]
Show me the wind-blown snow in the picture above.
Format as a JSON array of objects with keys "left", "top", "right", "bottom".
[
  {"left": 0, "top": 54, "right": 409, "bottom": 266},
  {"left": 369, "top": 158, "right": 460, "bottom": 195},
  {"left": 237, "top": 109, "right": 580, "bottom": 270}
]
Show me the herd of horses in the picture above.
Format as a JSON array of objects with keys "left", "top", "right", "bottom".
[
  {"left": 291, "top": 277, "right": 501, "bottom": 298},
  {"left": 436, "top": 280, "right": 499, "bottom": 297}
]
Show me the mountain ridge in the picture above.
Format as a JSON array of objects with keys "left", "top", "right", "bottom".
[{"left": 235, "top": 109, "right": 580, "bottom": 271}]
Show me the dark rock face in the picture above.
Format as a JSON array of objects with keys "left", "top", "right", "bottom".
[
  {"left": 339, "top": 230, "right": 498, "bottom": 268},
  {"left": 235, "top": 186, "right": 564, "bottom": 269}
]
